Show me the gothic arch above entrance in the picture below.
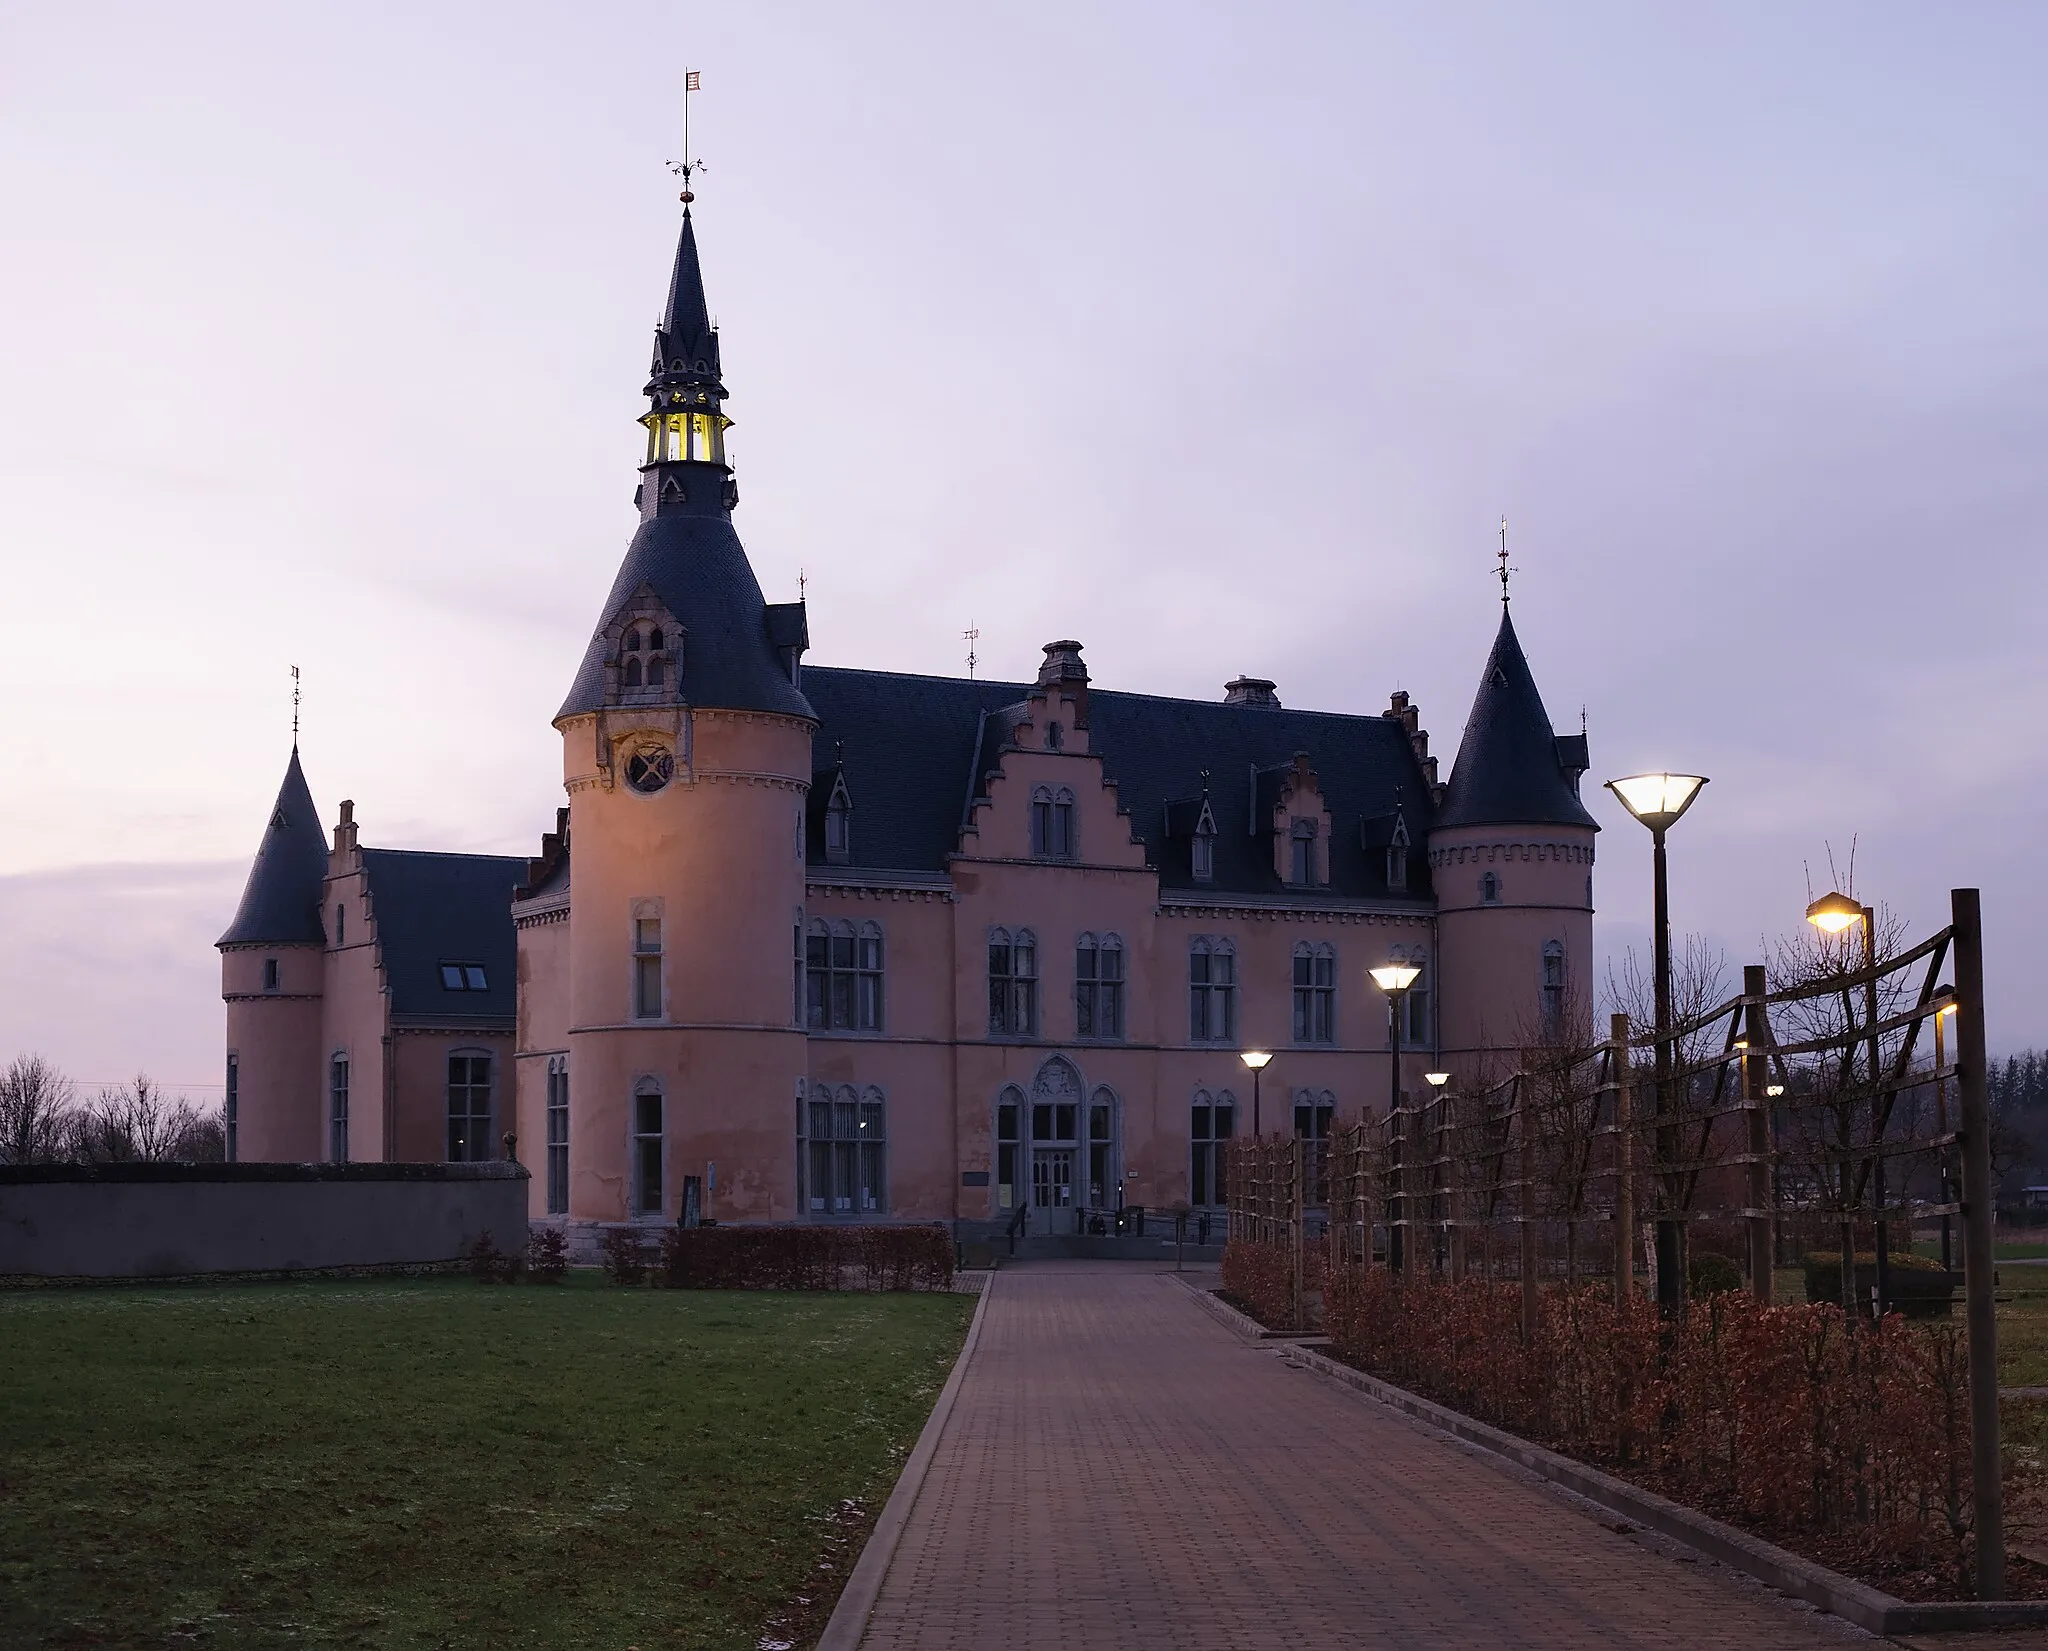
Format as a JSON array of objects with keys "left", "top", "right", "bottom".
[{"left": 994, "top": 1059, "right": 1122, "bottom": 1232}]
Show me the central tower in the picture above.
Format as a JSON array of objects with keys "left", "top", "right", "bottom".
[{"left": 537, "top": 191, "right": 816, "bottom": 1225}]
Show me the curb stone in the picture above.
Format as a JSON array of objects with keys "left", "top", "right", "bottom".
[
  {"left": 1180, "top": 1278, "right": 2048, "bottom": 1637},
  {"left": 814, "top": 1272, "right": 996, "bottom": 1651}
]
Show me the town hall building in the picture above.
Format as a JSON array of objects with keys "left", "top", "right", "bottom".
[{"left": 218, "top": 187, "right": 1599, "bottom": 1238}]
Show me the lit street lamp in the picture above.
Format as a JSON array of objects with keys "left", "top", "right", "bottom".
[
  {"left": 1935, "top": 990, "right": 1957, "bottom": 1271},
  {"left": 1371, "top": 963, "right": 1422, "bottom": 1275},
  {"left": 1240, "top": 1050, "right": 1273, "bottom": 1139},
  {"left": 1805, "top": 889, "right": 1887, "bottom": 1315},
  {"left": 1606, "top": 771, "right": 1708, "bottom": 1316}
]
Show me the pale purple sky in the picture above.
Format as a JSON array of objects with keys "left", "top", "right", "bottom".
[{"left": 2, "top": 3, "right": 2043, "bottom": 1092}]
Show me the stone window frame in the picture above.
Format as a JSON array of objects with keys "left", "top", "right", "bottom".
[
  {"left": 799, "top": 1083, "right": 888, "bottom": 1217},
  {"left": 1188, "top": 935, "right": 1238, "bottom": 1044},
  {"left": 1074, "top": 931, "right": 1126, "bottom": 1041},
  {"left": 1029, "top": 784, "right": 1077, "bottom": 861},
  {"left": 544, "top": 1056, "right": 569, "bottom": 1216},
  {"left": 1291, "top": 940, "right": 1337, "bottom": 1045},
  {"left": 1189, "top": 1087, "right": 1238, "bottom": 1209},
  {"left": 1292, "top": 1086, "right": 1337, "bottom": 1206},
  {"left": 630, "top": 902, "right": 664, "bottom": 1022},
  {"left": 328, "top": 1051, "right": 350, "bottom": 1164},
  {"left": 805, "top": 918, "right": 884, "bottom": 1034},
  {"left": 1288, "top": 817, "right": 1321, "bottom": 887},
  {"left": 445, "top": 1048, "right": 494, "bottom": 1163},
  {"left": 987, "top": 926, "right": 1040, "bottom": 1039},
  {"left": 630, "top": 1076, "right": 664, "bottom": 1219},
  {"left": 1542, "top": 940, "right": 1567, "bottom": 1031}
]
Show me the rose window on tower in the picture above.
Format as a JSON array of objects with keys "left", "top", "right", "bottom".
[{"left": 625, "top": 746, "right": 674, "bottom": 794}]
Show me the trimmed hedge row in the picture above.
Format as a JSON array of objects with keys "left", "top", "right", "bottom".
[{"left": 594, "top": 1223, "right": 955, "bottom": 1291}]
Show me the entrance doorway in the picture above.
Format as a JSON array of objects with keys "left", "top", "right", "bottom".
[{"left": 996, "top": 1060, "right": 1121, "bottom": 1234}]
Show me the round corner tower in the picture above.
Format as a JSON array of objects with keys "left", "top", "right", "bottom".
[
  {"left": 550, "top": 195, "right": 815, "bottom": 1225},
  {"left": 217, "top": 747, "right": 330, "bottom": 1161},
  {"left": 1428, "top": 607, "right": 1598, "bottom": 1067}
]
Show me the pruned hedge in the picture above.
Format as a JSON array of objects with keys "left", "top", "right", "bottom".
[
  {"left": 1296, "top": 1246, "right": 1980, "bottom": 1580},
  {"left": 655, "top": 1223, "right": 954, "bottom": 1292}
]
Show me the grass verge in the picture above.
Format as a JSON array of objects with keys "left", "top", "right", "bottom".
[{"left": 0, "top": 1274, "right": 973, "bottom": 1651}]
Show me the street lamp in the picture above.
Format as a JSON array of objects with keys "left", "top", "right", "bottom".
[
  {"left": 1605, "top": 771, "right": 1709, "bottom": 1316},
  {"left": 1934, "top": 988, "right": 1958, "bottom": 1271},
  {"left": 1240, "top": 1050, "right": 1273, "bottom": 1138},
  {"left": 1371, "top": 963, "right": 1422, "bottom": 1276},
  {"left": 1805, "top": 889, "right": 1886, "bottom": 1315}
]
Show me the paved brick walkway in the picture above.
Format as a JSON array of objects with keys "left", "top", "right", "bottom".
[{"left": 859, "top": 1263, "right": 1877, "bottom": 1650}]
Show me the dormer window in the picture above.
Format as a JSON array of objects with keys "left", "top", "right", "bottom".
[
  {"left": 1046, "top": 720, "right": 1064, "bottom": 751},
  {"left": 824, "top": 773, "right": 853, "bottom": 866},
  {"left": 1030, "top": 785, "right": 1076, "bottom": 860},
  {"left": 1387, "top": 846, "right": 1408, "bottom": 890},
  {"left": 1192, "top": 826, "right": 1215, "bottom": 882},
  {"left": 1289, "top": 818, "right": 1320, "bottom": 887},
  {"left": 439, "top": 962, "right": 488, "bottom": 991},
  {"left": 619, "top": 622, "right": 675, "bottom": 702}
]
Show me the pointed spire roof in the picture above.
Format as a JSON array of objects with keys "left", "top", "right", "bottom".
[
  {"left": 645, "top": 208, "right": 723, "bottom": 402},
  {"left": 1434, "top": 610, "right": 1598, "bottom": 832},
  {"left": 217, "top": 748, "right": 330, "bottom": 945}
]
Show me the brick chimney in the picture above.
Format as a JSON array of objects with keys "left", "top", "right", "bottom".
[
  {"left": 1224, "top": 676, "right": 1280, "bottom": 708},
  {"left": 1038, "top": 640, "right": 1089, "bottom": 726}
]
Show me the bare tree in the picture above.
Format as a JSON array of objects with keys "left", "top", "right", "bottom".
[
  {"left": 0, "top": 1054, "right": 76, "bottom": 1164},
  {"left": 67, "top": 1075, "right": 211, "bottom": 1163}
]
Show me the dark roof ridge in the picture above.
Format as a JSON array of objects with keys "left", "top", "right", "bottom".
[
  {"left": 803, "top": 664, "right": 1412, "bottom": 728},
  {"left": 358, "top": 846, "right": 528, "bottom": 866}
]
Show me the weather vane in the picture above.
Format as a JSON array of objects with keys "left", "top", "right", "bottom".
[
  {"left": 291, "top": 664, "right": 301, "bottom": 747},
  {"left": 667, "top": 69, "right": 705, "bottom": 201},
  {"left": 964, "top": 623, "right": 980, "bottom": 680},
  {"left": 1496, "top": 515, "right": 1516, "bottom": 607}
]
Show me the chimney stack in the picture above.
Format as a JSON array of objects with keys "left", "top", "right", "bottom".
[{"left": 1224, "top": 676, "right": 1280, "bottom": 708}]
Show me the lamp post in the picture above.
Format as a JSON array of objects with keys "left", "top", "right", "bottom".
[
  {"left": 1240, "top": 1050, "right": 1273, "bottom": 1139},
  {"left": 1371, "top": 963, "right": 1422, "bottom": 1276},
  {"left": 1605, "top": 772, "right": 1708, "bottom": 1317},
  {"left": 1806, "top": 890, "right": 1885, "bottom": 1317},
  {"left": 1934, "top": 989, "right": 1957, "bottom": 1272}
]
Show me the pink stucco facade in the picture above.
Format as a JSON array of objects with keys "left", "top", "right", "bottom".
[{"left": 218, "top": 192, "right": 1599, "bottom": 1234}]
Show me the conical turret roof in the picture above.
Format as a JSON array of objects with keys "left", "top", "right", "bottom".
[
  {"left": 217, "top": 748, "right": 330, "bottom": 945},
  {"left": 1435, "top": 610, "right": 1598, "bottom": 832}
]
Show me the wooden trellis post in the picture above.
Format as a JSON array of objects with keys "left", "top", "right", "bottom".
[
  {"left": 1517, "top": 1075, "right": 1537, "bottom": 1342},
  {"left": 1611, "top": 1014, "right": 1633, "bottom": 1304},
  {"left": 1742, "top": 965, "right": 1774, "bottom": 1304}
]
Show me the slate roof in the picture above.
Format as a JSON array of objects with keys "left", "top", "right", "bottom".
[
  {"left": 556, "top": 506, "right": 817, "bottom": 721},
  {"left": 359, "top": 849, "right": 525, "bottom": 1026},
  {"left": 557, "top": 204, "right": 815, "bottom": 725},
  {"left": 800, "top": 667, "right": 1439, "bottom": 902},
  {"left": 1433, "top": 610, "right": 1599, "bottom": 833},
  {"left": 218, "top": 748, "right": 329, "bottom": 946}
]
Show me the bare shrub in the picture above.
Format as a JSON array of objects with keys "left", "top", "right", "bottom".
[{"left": 0, "top": 1054, "right": 75, "bottom": 1165}]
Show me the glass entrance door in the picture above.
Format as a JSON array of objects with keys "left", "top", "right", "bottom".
[{"left": 1032, "top": 1149, "right": 1075, "bottom": 1212}]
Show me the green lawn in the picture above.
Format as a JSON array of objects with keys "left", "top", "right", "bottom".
[
  {"left": 1997, "top": 1240, "right": 2048, "bottom": 1261},
  {"left": 0, "top": 1274, "right": 973, "bottom": 1651}
]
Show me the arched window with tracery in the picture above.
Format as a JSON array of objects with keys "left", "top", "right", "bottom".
[
  {"left": 1190, "top": 1088, "right": 1237, "bottom": 1208},
  {"left": 805, "top": 919, "right": 884, "bottom": 1032},
  {"left": 1075, "top": 931, "right": 1125, "bottom": 1040},
  {"left": 1189, "top": 935, "right": 1237, "bottom": 1043},
  {"left": 618, "top": 621, "right": 677, "bottom": 703},
  {"left": 1292, "top": 940, "right": 1336, "bottom": 1044},
  {"left": 1030, "top": 785, "right": 1076, "bottom": 860},
  {"left": 988, "top": 926, "right": 1039, "bottom": 1037}
]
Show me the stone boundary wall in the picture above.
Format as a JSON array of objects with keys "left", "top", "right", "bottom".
[{"left": 0, "top": 1162, "right": 530, "bottom": 1279}]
